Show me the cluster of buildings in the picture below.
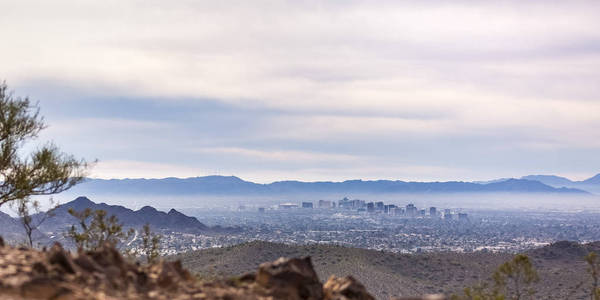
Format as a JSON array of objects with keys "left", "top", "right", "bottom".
[
  {"left": 159, "top": 207, "right": 599, "bottom": 255},
  {"left": 270, "top": 197, "right": 468, "bottom": 220}
]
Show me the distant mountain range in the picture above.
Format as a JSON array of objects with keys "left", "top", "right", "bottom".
[
  {"left": 37, "top": 196, "right": 211, "bottom": 233},
  {"left": 64, "top": 176, "right": 589, "bottom": 197},
  {"left": 476, "top": 173, "right": 600, "bottom": 194},
  {"left": 0, "top": 197, "right": 221, "bottom": 244},
  {"left": 521, "top": 174, "right": 600, "bottom": 187}
]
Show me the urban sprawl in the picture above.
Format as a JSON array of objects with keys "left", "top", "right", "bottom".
[{"left": 148, "top": 197, "right": 600, "bottom": 256}]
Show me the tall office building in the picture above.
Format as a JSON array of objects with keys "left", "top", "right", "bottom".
[
  {"left": 367, "top": 202, "right": 375, "bottom": 213},
  {"left": 444, "top": 209, "right": 452, "bottom": 220},
  {"left": 384, "top": 204, "right": 397, "bottom": 214},
  {"left": 429, "top": 207, "right": 437, "bottom": 217},
  {"left": 302, "top": 202, "right": 313, "bottom": 208},
  {"left": 318, "top": 200, "right": 332, "bottom": 208},
  {"left": 406, "top": 203, "right": 417, "bottom": 216}
]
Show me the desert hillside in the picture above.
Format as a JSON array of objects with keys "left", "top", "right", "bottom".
[{"left": 170, "top": 240, "right": 600, "bottom": 300}]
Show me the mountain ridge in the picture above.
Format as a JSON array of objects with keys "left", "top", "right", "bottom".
[
  {"left": 521, "top": 173, "right": 600, "bottom": 185},
  {"left": 65, "top": 176, "right": 588, "bottom": 196},
  {"left": 35, "top": 196, "right": 212, "bottom": 234},
  {"left": 518, "top": 173, "right": 600, "bottom": 194}
]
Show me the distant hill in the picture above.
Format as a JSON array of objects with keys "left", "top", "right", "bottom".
[
  {"left": 36, "top": 196, "right": 210, "bottom": 233},
  {"left": 483, "top": 178, "right": 582, "bottom": 193},
  {"left": 520, "top": 173, "right": 600, "bottom": 194},
  {"left": 521, "top": 175, "right": 575, "bottom": 187},
  {"left": 528, "top": 240, "right": 600, "bottom": 260},
  {"left": 170, "top": 240, "right": 598, "bottom": 300},
  {"left": 64, "top": 176, "right": 587, "bottom": 197},
  {"left": 582, "top": 173, "right": 600, "bottom": 185}
]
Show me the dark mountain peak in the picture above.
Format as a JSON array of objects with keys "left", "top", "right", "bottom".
[
  {"left": 166, "top": 209, "right": 208, "bottom": 230},
  {"left": 39, "top": 197, "right": 209, "bottom": 233},
  {"left": 64, "top": 196, "right": 96, "bottom": 210},
  {"left": 71, "top": 196, "right": 93, "bottom": 205},
  {"left": 138, "top": 206, "right": 158, "bottom": 213},
  {"left": 167, "top": 208, "right": 184, "bottom": 216}
]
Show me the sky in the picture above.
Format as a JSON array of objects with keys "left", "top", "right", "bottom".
[{"left": 1, "top": 0, "right": 600, "bottom": 183}]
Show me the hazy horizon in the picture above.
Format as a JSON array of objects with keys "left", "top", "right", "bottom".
[
  {"left": 81, "top": 172, "right": 600, "bottom": 184},
  {"left": 36, "top": 192, "right": 600, "bottom": 214}
]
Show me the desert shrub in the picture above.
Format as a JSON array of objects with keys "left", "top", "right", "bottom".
[
  {"left": 66, "top": 208, "right": 133, "bottom": 251},
  {"left": 453, "top": 254, "right": 538, "bottom": 300},
  {"left": 451, "top": 283, "right": 503, "bottom": 300},
  {"left": 493, "top": 254, "right": 538, "bottom": 300},
  {"left": 586, "top": 252, "right": 600, "bottom": 300},
  {"left": 0, "top": 82, "right": 88, "bottom": 247},
  {"left": 140, "top": 223, "right": 161, "bottom": 264}
]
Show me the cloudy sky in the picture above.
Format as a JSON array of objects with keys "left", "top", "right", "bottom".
[{"left": 2, "top": 1, "right": 600, "bottom": 182}]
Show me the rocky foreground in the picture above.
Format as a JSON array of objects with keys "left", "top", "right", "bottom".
[{"left": 0, "top": 237, "right": 396, "bottom": 300}]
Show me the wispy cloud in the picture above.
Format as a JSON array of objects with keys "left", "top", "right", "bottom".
[{"left": 2, "top": 0, "right": 600, "bottom": 181}]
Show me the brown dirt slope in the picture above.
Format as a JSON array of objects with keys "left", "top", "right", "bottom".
[{"left": 171, "top": 240, "right": 600, "bottom": 300}]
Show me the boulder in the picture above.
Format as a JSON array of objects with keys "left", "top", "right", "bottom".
[
  {"left": 256, "top": 256, "right": 323, "bottom": 300},
  {"left": 323, "top": 275, "right": 375, "bottom": 300}
]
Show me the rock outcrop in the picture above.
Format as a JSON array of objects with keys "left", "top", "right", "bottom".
[
  {"left": 256, "top": 257, "right": 323, "bottom": 300},
  {"left": 323, "top": 275, "right": 374, "bottom": 300},
  {"left": 0, "top": 237, "right": 375, "bottom": 300}
]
